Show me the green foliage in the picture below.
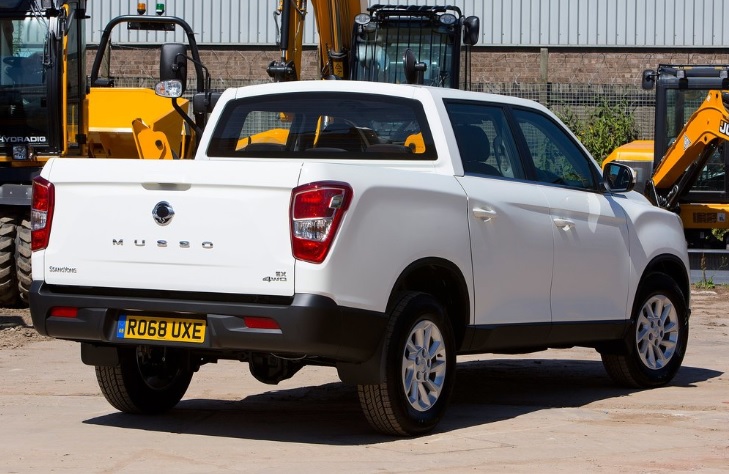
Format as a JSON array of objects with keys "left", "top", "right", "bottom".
[
  {"left": 694, "top": 275, "right": 715, "bottom": 290},
  {"left": 558, "top": 99, "right": 639, "bottom": 165},
  {"left": 696, "top": 253, "right": 715, "bottom": 289},
  {"left": 712, "top": 228, "right": 728, "bottom": 246}
]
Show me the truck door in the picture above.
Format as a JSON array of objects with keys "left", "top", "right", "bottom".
[
  {"left": 448, "top": 102, "right": 553, "bottom": 332},
  {"left": 511, "top": 108, "right": 631, "bottom": 324}
]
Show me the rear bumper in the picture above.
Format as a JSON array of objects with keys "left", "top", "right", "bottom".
[{"left": 29, "top": 281, "right": 388, "bottom": 363}]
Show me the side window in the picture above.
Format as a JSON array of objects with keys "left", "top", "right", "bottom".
[
  {"left": 513, "top": 109, "right": 597, "bottom": 190},
  {"left": 691, "top": 146, "right": 726, "bottom": 192},
  {"left": 445, "top": 101, "right": 525, "bottom": 179}
]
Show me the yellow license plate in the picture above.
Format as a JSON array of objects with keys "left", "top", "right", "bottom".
[{"left": 116, "top": 314, "right": 206, "bottom": 344}]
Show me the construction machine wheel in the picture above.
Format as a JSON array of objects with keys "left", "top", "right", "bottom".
[
  {"left": 0, "top": 216, "right": 19, "bottom": 306},
  {"left": 14, "top": 219, "right": 32, "bottom": 304}
]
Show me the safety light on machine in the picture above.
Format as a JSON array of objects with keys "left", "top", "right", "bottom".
[
  {"left": 12, "top": 144, "right": 35, "bottom": 161},
  {"left": 354, "top": 13, "right": 370, "bottom": 25},
  {"left": 155, "top": 2, "right": 164, "bottom": 15},
  {"left": 136, "top": 2, "right": 146, "bottom": 15}
]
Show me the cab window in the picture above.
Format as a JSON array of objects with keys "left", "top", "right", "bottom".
[
  {"left": 445, "top": 101, "right": 525, "bottom": 179},
  {"left": 207, "top": 92, "right": 437, "bottom": 160},
  {"left": 513, "top": 108, "right": 598, "bottom": 190}
]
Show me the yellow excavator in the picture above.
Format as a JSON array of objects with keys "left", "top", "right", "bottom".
[
  {"left": 604, "top": 65, "right": 729, "bottom": 250},
  {"left": 266, "top": 0, "right": 480, "bottom": 88},
  {"left": 253, "top": 1, "right": 479, "bottom": 152},
  {"left": 0, "top": 0, "right": 212, "bottom": 304}
]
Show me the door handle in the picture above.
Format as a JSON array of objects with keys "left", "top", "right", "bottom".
[
  {"left": 473, "top": 207, "right": 497, "bottom": 221},
  {"left": 553, "top": 218, "right": 575, "bottom": 230}
]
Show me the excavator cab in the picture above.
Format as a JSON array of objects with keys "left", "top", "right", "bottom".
[
  {"left": 0, "top": 0, "right": 76, "bottom": 161},
  {"left": 350, "top": 5, "right": 479, "bottom": 89},
  {"left": 605, "top": 65, "right": 729, "bottom": 248},
  {"left": 268, "top": 1, "right": 479, "bottom": 90}
]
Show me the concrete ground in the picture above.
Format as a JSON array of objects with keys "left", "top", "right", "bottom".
[{"left": 0, "top": 288, "right": 727, "bottom": 473}]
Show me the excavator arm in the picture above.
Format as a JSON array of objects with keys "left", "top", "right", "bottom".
[
  {"left": 267, "top": 0, "right": 366, "bottom": 82},
  {"left": 312, "top": 0, "right": 366, "bottom": 79},
  {"left": 649, "top": 90, "right": 729, "bottom": 210}
]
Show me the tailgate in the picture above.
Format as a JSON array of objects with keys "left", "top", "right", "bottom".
[{"left": 40, "top": 159, "right": 301, "bottom": 296}]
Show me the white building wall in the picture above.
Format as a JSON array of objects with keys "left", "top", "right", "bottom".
[{"left": 85, "top": 0, "right": 729, "bottom": 48}]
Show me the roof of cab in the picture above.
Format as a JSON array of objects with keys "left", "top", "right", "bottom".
[{"left": 230, "top": 80, "right": 549, "bottom": 114}]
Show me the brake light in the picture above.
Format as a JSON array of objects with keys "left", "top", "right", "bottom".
[
  {"left": 31, "top": 176, "right": 55, "bottom": 251},
  {"left": 50, "top": 307, "right": 78, "bottom": 318},
  {"left": 290, "top": 181, "right": 353, "bottom": 263}
]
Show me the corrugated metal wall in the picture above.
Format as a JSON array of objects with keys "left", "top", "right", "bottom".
[{"left": 86, "top": 0, "right": 729, "bottom": 48}]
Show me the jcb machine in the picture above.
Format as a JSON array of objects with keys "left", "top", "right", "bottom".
[
  {"left": 267, "top": 1, "right": 480, "bottom": 88},
  {"left": 0, "top": 0, "right": 209, "bottom": 304},
  {"left": 604, "top": 65, "right": 729, "bottom": 249}
]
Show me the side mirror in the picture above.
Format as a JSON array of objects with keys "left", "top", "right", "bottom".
[
  {"left": 160, "top": 43, "right": 188, "bottom": 94},
  {"left": 463, "top": 16, "right": 480, "bottom": 46},
  {"left": 603, "top": 162, "right": 636, "bottom": 193},
  {"left": 402, "top": 48, "right": 427, "bottom": 85},
  {"left": 403, "top": 49, "right": 417, "bottom": 84},
  {"left": 641, "top": 69, "right": 656, "bottom": 90}
]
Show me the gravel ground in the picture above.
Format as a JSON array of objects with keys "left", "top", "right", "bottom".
[
  {"left": 0, "top": 286, "right": 726, "bottom": 472},
  {"left": 0, "top": 305, "right": 48, "bottom": 349}
]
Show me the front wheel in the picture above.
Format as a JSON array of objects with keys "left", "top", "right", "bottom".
[
  {"left": 96, "top": 346, "right": 193, "bottom": 414},
  {"left": 358, "top": 292, "right": 455, "bottom": 436},
  {"left": 601, "top": 273, "right": 689, "bottom": 388}
]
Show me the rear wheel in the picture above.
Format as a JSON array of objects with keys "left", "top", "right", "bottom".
[
  {"left": 358, "top": 292, "right": 455, "bottom": 436},
  {"left": 601, "top": 273, "right": 688, "bottom": 388},
  {"left": 0, "top": 216, "right": 19, "bottom": 306},
  {"left": 14, "top": 218, "right": 31, "bottom": 304},
  {"left": 96, "top": 346, "right": 193, "bottom": 414}
]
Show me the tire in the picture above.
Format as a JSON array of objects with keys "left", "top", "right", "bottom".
[
  {"left": 601, "top": 272, "right": 689, "bottom": 388},
  {"left": 0, "top": 216, "right": 19, "bottom": 307},
  {"left": 358, "top": 292, "right": 455, "bottom": 436},
  {"left": 14, "top": 219, "right": 32, "bottom": 304},
  {"left": 95, "top": 346, "right": 193, "bottom": 414}
]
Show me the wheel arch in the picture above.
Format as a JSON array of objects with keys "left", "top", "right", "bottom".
[
  {"left": 337, "top": 257, "right": 470, "bottom": 386},
  {"left": 639, "top": 254, "right": 690, "bottom": 308},
  {"left": 388, "top": 257, "right": 470, "bottom": 350}
]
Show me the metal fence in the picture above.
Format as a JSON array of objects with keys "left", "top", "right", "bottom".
[
  {"left": 106, "top": 77, "right": 657, "bottom": 140},
  {"left": 473, "top": 82, "right": 656, "bottom": 139}
]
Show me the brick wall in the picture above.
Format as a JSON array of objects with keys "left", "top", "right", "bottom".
[
  {"left": 473, "top": 49, "right": 729, "bottom": 86},
  {"left": 86, "top": 47, "right": 729, "bottom": 88}
]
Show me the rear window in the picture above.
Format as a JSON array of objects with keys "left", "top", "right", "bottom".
[{"left": 206, "top": 92, "right": 437, "bottom": 160}]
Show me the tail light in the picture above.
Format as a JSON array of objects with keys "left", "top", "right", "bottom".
[
  {"left": 290, "top": 181, "right": 353, "bottom": 263},
  {"left": 31, "top": 176, "right": 55, "bottom": 251}
]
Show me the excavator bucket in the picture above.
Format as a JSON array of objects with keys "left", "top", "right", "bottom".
[{"left": 87, "top": 88, "right": 189, "bottom": 159}]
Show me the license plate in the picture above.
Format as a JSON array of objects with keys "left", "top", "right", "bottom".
[{"left": 116, "top": 314, "right": 206, "bottom": 344}]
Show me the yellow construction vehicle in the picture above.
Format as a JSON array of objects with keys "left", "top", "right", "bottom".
[
  {"left": 267, "top": 0, "right": 480, "bottom": 88},
  {"left": 256, "top": 1, "right": 479, "bottom": 150},
  {"left": 604, "top": 65, "right": 729, "bottom": 249},
  {"left": 0, "top": 0, "right": 211, "bottom": 304}
]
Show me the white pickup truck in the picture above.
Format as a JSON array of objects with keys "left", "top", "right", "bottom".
[{"left": 30, "top": 80, "right": 690, "bottom": 436}]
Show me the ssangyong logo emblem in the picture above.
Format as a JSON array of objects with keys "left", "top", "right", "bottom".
[{"left": 152, "top": 201, "right": 175, "bottom": 226}]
